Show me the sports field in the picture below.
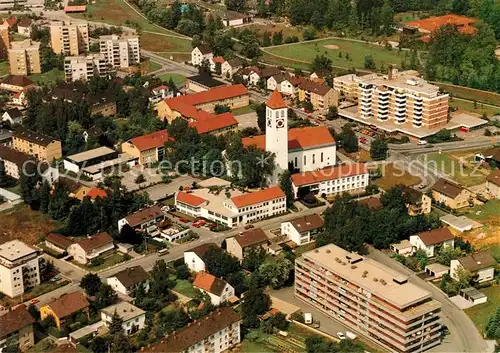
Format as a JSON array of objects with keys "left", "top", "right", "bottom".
[{"left": 265, "top": 38, "right": 405, "bottom": 70}]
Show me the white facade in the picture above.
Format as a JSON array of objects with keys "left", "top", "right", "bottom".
[
  {"left": 409, "top": 236, "right": 454, "bottom": 257},
  {"left": 0, "top": 240, "right": 41, "bottom": 298},
  {"left": 266, "top": 103, "right": 288, "bottom": 178},
  {"left": 101, "top": 302, "right": 145, "bottom": 335},
  {"left": 191, "top": 46, "right": 213, "bottom": 67},
  {"left": 450, "top": 260, "right": 495, "bottom": 283},
  {"left": 64, "top": 54, "right": 109, "bottom": 82},
  {"left": 186, "top": 320, "right": 241, "bottom": 353},
  {"left": 248, "top": 72, "right": 260, "bottom": 86},
  {"left": 267, "top": 76, "right": 279, "bottom": 91},
  {"left": 288, "top": 145, "right": 337, "bottom": 173},
  {"left": 221, "top": 61, "right": 240, "bottom": 78},
  {"left": 184, "top": 251, "right": 206, "bottom": 272},
  {"left": 223, "top": 18, "right": 244, "bottom": 27},
  {"left": 67, "top": 242, "right": 114, "bottom": 265},
  {"left": 99, "top": 35, "right": 140, "bottom": 68},
  {"left": 2, "top": 111, "right": 23, "bottom": 125},
  {"left": 281, "top": 222, "right": 314, "bottom": 245},
  {"left": 106, "top": 277, "right": 150, "bottom": 297},
  {"left": 0, "top": 157, "right": 22, "bottom": 179},
  {"left": 196, "top": 282, "right": 235, "bottom": 306},
  {"left": 280, "top": 80, "right": 296, "bottom": 96}
]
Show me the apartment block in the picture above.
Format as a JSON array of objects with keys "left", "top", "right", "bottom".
[
  {"left": 64, "top": 54, "right": 109, "bottom": 82},
  {"left": 50, "top": 20, "right": 89, "bottom": 56},
  {"left": 12, "top": 127, "right": 62, "bottom": 161},
  {"left": 8, "top": 40, "right": 41, "bottom": 76},
  {"left": 0, "top": 240, "right": 42, "bottom": 298},
  {"left": 0, "top": 22, "right": 9, "bottom": 60},
  {"left": 295, "top": 244, "right": 442, "bottom": 353},
  {"left": 334, "top": 70, "right": 449, "bottom": 129},
  {"left": 298, "top": 79, "right": 339, "bottom": 112},
  {"left": 99, "top": 34, "right": 140, "bottom": 68}
]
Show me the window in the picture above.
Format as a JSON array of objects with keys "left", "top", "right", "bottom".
[
  {"left": 304, "top": 155, "right": 306, "bottom": 165},
  {"left": 321, "top": 152, "right": 324, "bottom": 163}
]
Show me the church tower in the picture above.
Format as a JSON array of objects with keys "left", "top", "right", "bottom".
[{"left": 265, "top": 90, "right": 288, "bottom": 176}]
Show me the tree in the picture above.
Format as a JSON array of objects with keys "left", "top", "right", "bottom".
[
  {"left": 364, "top": 55, "right": 376, "bottom": 70},
  {"left": 94, "top": 284, "right": 118, "bottom": 309},
  {"left": 241, "top": 286, "right": 271, "bottom": 328},
  {"left": 109, "top": 311, "right": 124, "bottom": 334},
  {"left": 258, "top": 255, "right": 293, "bottom": 289},
  {"left": 175, "top": 264, "right": 191, "bottom": 280},
  {"left": 302, "top": 100, "right": 314, "bottom": 113},
  {"left": 256, "top": 102, "right": 266, "bottom": 132},
  {"left": 89, "top": 336, "right": 110, "bottom": 353},
  {"left": 311, "top": 54, "right": 332, "bottom": 73},
  {"left": 81, "top": 273, "right": 102, "bottom": 296},
  {"left": 337, "top": 124, "right": 358, "bottom": 153},
  {"left": 302, "top": 26, "right": 317, "bottom": 41},
  {"left": 110, "top": 332, "right": 132, "bottom": 353},
  {"left": 225, "top": 0, "right": 245, "bottom": 11},
  {"left": 214, "top": 104, "right": 231, "bottom": 114},
  {"left": 272, "top": 31, "right": 283, "bottom": 45},
  {"left": 242, "top": 247, "right": 267, "bottom": 272},
  {"left": 202, "top": 247, "right": 240, "bottom": 279},
  {"left": 39, "top": 181, "right": 51, "bottom": 214},
  {"left": 326, "top": 106, "right": 338, "bottom": 120},
  {"left": 380, "top": 0, "right": 394, "bottom": 36},
  {"left": 262, "top": 31, "right": 272, "bottom": 47},
  {"left": 157, "top": 308, "right": 191, "bottom": 336},
  {"left": 370, "top": 137, "right": 388, "bottom": 161},
  {"left": 485, "top": 308, "right": 500, "bottom": 339},
  {"left": 279, "top": 170, "right": 294, "bottom": 208},
  {"left": 269, "top": 312, "right": 289, "bottom": 330},
  {"left": 150, "top": 259, "right": 175, "bottom": 301}
]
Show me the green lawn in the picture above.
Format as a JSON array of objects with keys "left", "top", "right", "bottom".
[
  {"left": 29, "top": 69, "right": 64, "bottom": 87},
  {"left": 463, "top": 199, "right": 500, "bottom": 221},
  {"left": 173, "top": 279, "right": 199, "bottom": 298},
  {"left": 423, "top": 152, "right": 488, "bottom": 186},
  {"left": 241, "top": 340, "right": 276, "bottom": 353},
  {"left": 232, "top": 105, "right": 256, "bottom": 116},
  {"left": 449, "top": 98, "right": 500, "bottom": 117},
  {"left": 159, "top": 73, "right": 186, "bottom": 86},
  {"left": 0, "top": 60, "right": 9, "bottom": 76},
  {"left": 266, "top": 38, "right": 405, "bottom": 71},
  {"left": 141, "top": 60, "right": 161, "bottom": 73},
  {"left": 140, "top": 32, "right": 192, "bottom": 53},
  {"left": 464, "top": 285, "right": 500, "bottom": 334},
  {"left": 73, "top": 253, "right": 127, "bottom": 271}
]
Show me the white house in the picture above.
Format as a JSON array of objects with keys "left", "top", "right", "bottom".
[
  {"left": 267, "top": 74, "right": 284, "bottom": 91},
  {"left": 183, "top": 243, "right": 220, "bottom": 272},
  {"left": 17, "top": 18, "right": 32, "bottom": 37},
  {"left": 221, "top": 58, "right": 242, "bottom": 79},
  {"left": 149, "top": 85, "right": 175, "bottom": 105},
  {"left": 409, "top": 228, "right": 455, "bottom": 257},
  {"left": 12, "top": 91, "right": 26, "bottom": 106},
  {"left": 450, "top": 251, "right": 496, "bottom": 283},
  {"left": 193, "top": 271, "right": 235, "bottom": 306},
  {"left": 67, "top": 232, "right": 115, "bottom": 265},
  {"left": 101, "top": 302, "right": 145, "bottom": 335},
  {"left": 2, "top": 108, "right": 23, "bottom": 125},
  {"left": 191, "top": 45, "right": 213, "bottom": 68},
  {"left": 106, "top": 266, "right": 150, "bottom": 296},
  {"left": 281, "top": 214, "right": 324, "bottom": 245}
]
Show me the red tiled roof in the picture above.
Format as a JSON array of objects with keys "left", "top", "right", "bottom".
[
  {"left": 406, "top": 14, "right": 476, "bottom": 35},
  {"left": 125, "top": 205, "right": 163, "bottom": 227},
  {"left": 291, "top": 163, "right": 368, "bottom": 187},
  {"left": 266, "top": 90, "right": 287, "bottom": 109},
  {"left": 189, "top": 112, "right": 238, "bottom": 134},
  {"left": 415, "top": 228, "right": 454, "bottom": 246},
  {"left": 242, "top": 126, "right": 335, "bottom": 151},
  {"left": 193, "top": 272, "right": 229, "bottom": 296},
  {"left": 128, "top": 130, "right": 170, "bottom": 152},
  {"left": 2, "top": 17, "right": 16, "bottom": 27},
  {"left": 152, "top": 85, "right": 169, "bottom": 92},
  {"left": 64, "top": 5, "right": 86, "bottom": 12},
  {"left": 231, "top": 186, "right": 285, "bottom": 208},
  {"left": 176, "top": 191, "right": 207, "bottom": 206},
  {"left": 212, "top": 56, "right": 225, "bottom": 64},
  {"left": 86, "top": 187, "right": 107, "bottom": 199}
]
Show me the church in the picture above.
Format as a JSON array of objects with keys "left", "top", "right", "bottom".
[{"left": 242, "top": 90, "right": 337, "bottom": 179}]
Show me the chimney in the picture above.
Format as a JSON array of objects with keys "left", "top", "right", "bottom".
[{"left": 388, "top": 64, "right": 393, "bottom": 80}]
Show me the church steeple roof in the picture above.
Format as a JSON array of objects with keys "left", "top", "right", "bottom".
[{"left": 266, "top": 90, "right": 287, "bottom": 109}]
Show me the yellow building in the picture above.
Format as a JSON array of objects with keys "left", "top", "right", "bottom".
[
  {"left": 40, "top": 291, "right": 89, "bottom": 329},
  {"left": 402, "top": 185, "right": 432, "bottom": 216},
  {"left": 431, "top": 178, "right": 473, "bottom": 210},
  {"left": 121, "top": 129, "right": 170, "bottom": 165},
  {"left": 298, "top": 80, "right": 338, "bottom": 112},
  {"left": 50, "top": 20, "right": 89, "bottom": 56},
  {"left": 8, "top": 39, "right": 41, "bottom": 76},
  {"left": 13, "top": 128, "right": 62, "bottom": 161}
]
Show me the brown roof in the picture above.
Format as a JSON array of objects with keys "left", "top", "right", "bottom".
[
  {"left": 401, "top": 185, "right": 425, "bottom": 204},
  {"left": 260, "top": 67, "right": 281, "bottom": 78},
  {"left": 289, "top": 214, "right": 324, "bottom": 232},
  {"left": 187, "top": 243, "right": 220, "bottom": 258},
  {"left": 482, "top": 147, "right": 500, "bottom": 162},
  {"left": 358, "top": 197, "right": 383, "bottom": 210},
  {"left": 124, "top": 205, "right": 164, "bottom": 227},
  {"left": 143, "top": 307, "right": 241, "bottom": 353},
  {"left": 0, "top": 75, "right": 34, "bottom": 87},
  {"left": 17, "top": 18, "right": 32, "bottom": 27},
  {"left": 45, "top": 291, "right": 89, "bottom": 319},
  {"left": 0, "top": 305, "right": 34, "bottom": 339},
  {"left": 299, "top": 79, "right": 332, "bottom": 96},
  {"left": 415, "top": 228, "right": 454, "bottom": 246},
  {"left": 233, "top": 228, "right": 269, "bottom": 248},
  {"left": 457, "top": 251, "right": 497, "bottom": 272},
  {"left": 75, "top": 232, "right": 113, "bottom": 252},
  {"left": 13, "top": 127, "right": 59, "bottom": 147},
  {"left": 432, "top": 178, "right": 465, "bottom": 199},
  {"left": 193, "top": 272, "right": 229, "bottom": 296},
  {"left": 46, "top": 233, "right": 74, "bottom": 249},
  {"left": 0, "top": 145, "right": 33, "bottom": 167},
  {"left": 111, "top": 266, "right": 149, "bottom": 289},
  {"left": 196, "top": 44, "right": 212, "bottom": 55},
  {"left": 486, "top": 170, "right": 500, "bottom": 187}
]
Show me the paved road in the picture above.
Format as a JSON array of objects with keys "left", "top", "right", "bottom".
[{"left": 366, "top": 246, "right": 488, "bottom": 353}]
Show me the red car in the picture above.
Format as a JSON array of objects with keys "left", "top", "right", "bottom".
[
  {"left": 359, "top": 137, "right": 368, "bottom": 144},
  {"left": 179, "top": 218, "right": 190, "bottom": 223}
]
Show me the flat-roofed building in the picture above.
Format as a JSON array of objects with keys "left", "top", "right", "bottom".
[
  {"left": 63, "top": 146, "right": 118, "bottom": 174},
  {"left": 0, "top": 240, "right": 42, "bottom": 298},
  {"left": 8, "top": 39, "right": 41, "bottom": 76},
  {"left": 295, "top": 244, "right": 442, "bottom": 353},
  {"left": 50, "top": 20, "right": 89, "bottom": 56},
  {"left": 64, "top": 54, "right": 109, "bottom": 82},
  {"left": 186, "top": 74, "right": 225, "bottom": 93},
  {"left": 99, "top": 34, "right": 140, "bottom": 69}
]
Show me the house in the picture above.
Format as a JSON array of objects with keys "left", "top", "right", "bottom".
[
  {"left": 101, "top": 302, "right": 145, "bottom": 335},
  {"left": 222, "top": 11, "right": 251, "bottom": 27},
  {"left": 260, "top": 67, "right": 282, "bottom": 81},
  {"left": 142, "top": 307, "right": 241, "bottom": 353},
  {"left": 450, "top": 251, "right": 496, "bottom": 283},
  {"left": 40, "top": 291, "right": 90, "bottom": 329},
  {"left": 409, "top": 228, "right": 455, "bottom": 257},
  {"left": 0, "top": 75, "right": 35, "bottom": 92},
  {"left": 188, "top": 112, "right": 238, "bottom": 135},
  {"left": 184, "top": 243, "right": 220, "bottom": 272},
  {"left": 121, "top": 130, "right": 170, "bottom": 165},
  {"left": 280, "top": 75, "right": 305, "bottom": 97},
  {"left": 267, "top": 73, "right": 286, "bottom": 91},
  {"left": 221, "top": 58, "right": 242, "bottom": 79},
  {"left": 191, "top": 45, "right": 213, "bottom": 68},
  {"left": 476, "top": 146, "right": 500, "bottom": 166},
  {"left": 149, "top": 85, "right": 174, "bottom": 104},
  {"left": 45, "top": 233, "right": 74, "bottom": 254},
  {"left": 358, "top": 196, "right": 383, "bottom": 211},
  {"left": 401, "top": 185, "right": 432, "bottom": 215},
  {"left": 106, "top": 266, "right": 150, "bottom": 296},
  {"left": 0, "top": 128, "right": 12, "bottom": 146},
  {"left": 0, "top": 145, "right": 33, "bottom": 179},
  {"left": 226, "top": 228, "right": 269, "bottom": 260},
  {"left": 117, "top": 205, "right": 165, "bottom": 233},
  {"left": 193, "top": 271, "right": 235, "bottom": 306},
  {"left": 17, "top": 18, "right": 32, "bottom": 37},
  {"left": 281, "top": 214, "right": 324, "bottom": 245},
  {"left": 298, "top": 80, "right": 338, "bottom": 112},
  {"left": 431, "top": 178, "right": 473, "bottom": 209},
  {"left": 390, "top": 239, "right": 414, "bottom": 257},
  {"left": 186, "top": 74, "right": 225, "bottom": 93},
  {"left": 67, "top": 232, "right": 115, "bottom": 265},
  {"left": 2, "top": 108, "right": 23, "bottom": 125},
  {"left": 12, "top": 91, "right": 26, "bottom": 106},
  {"left": 0, "top": 305, "right": 35, "bottom": 352},
  {"left": 86, "top": 187, "right": 107, "bottom": 200},
  {"left": 12, "top": 127, "right": 62, "bottom": 161},
  {"left": 486, "top": 169, "right": 500, "bottom": 198}
]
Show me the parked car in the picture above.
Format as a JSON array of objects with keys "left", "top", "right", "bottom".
[
  {"left": 30, "top": 298, "right": 40, "bottom": 304},
  {"left": 417, "top": 140, "right": 428, "bottom": 145},
  {"left": 359, "top": 137, "right": 368, "bottom": 144},
  {"left": 337, "top": 332, "right": 346, "bottom": 340},
  {"left": 244, "top": 224, "right": 255, "bottom": 230},
  {"left": 179, "top": 218, "right": 190, "bottom": 223},
  {"left": 158, "top": 248, "right": 170, "bottom": 256}
]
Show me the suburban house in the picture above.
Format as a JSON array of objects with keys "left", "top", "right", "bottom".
[
  {"left": 221, "top": 58, "right": 242, "bottom": 78},
  {"left": 486, "top": 169, "right": 500, "bottom": 198},
  {"left": 17, "top": 18, "right": 32, "bottom": 36},
  {"left": 238, "top": 66, "right": 262, "bottom": 86},
  {"left": 184, "top": 243, "right": 220, "bottom": 272},
  {"left": 2, "top": 108, "right": 23, "bottom": 125},
  {"left": 298, "top": 80, "right": 338, "bottom": 112},
  {"left": 281, "top": 214, "right": 324, "bottom": 245},
  {"left": 409, "top": 228, "right": 455, "bottom": 257},
  {"left": 193, "top": 271, "right": 235, "bottom": 306},
  {"left": 101, "top": 302, "right": 145, "bottom": 335},
  {"left": 45, "top": 233, "right": 74, "bottom": 254},
  {"left": 117, "top": 205, "right": 165, "bottom": 233},
  {"left": 186, "top": 74, "right": 225, "bottom": 92},
  {"left": 191, "top": 45, "right": 213, "bottom": 68},
  {"left": 188, "top": 112, "right": 238, "bottom": 135},
  {"left": 226, "top": 228, "right": 269, "bottom": 260},
  {"left": 358, "top": 196, "right": 383, "bottom": 211},
  {"left": 149, "top": 85, "right": 174, "bottom": 105},
  {"left": 476, "top": 146, "right": 500, "bottom": 166},
  {"left": 450, "top": 251, "right": 496, "bottom": 283},
  {"left": 67, "top": 232, "right": 115, "bottom": 265},
  {"left": 0, "top": 305, "right": 35, "bottom": 352},
  {"left": 12, "top": 91, "right": 26, "bottom": 106},
  {"left": 121, "top": 130, "right": 170, "bottom": 165},
  {"left": 40, "top": 291, "right": 90, "bottom": 329},
  {"left": 431, "top": 178, "right": 473, "bottom": 209},
  {"left": 0, "top": 75, "right": 36, "bottom": 92},
  {"left": 106, "top": 266, "right": 150, "bottom": 296},
  {"left": 142, "top": 307, "right": 241, "bottom": 353},
  {"left": 12, "top": 127, "right": 62, "bottom": 161},
  {"left": 401, "top": 186, "right": 432, "bottom": 215}
]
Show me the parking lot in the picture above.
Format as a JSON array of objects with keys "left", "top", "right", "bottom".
[
  {"left": 141, "top": 175, "right": 201, "bottom": 201},
  {"left": 120, "top": 166, "right": 163, "bottom": 192}
]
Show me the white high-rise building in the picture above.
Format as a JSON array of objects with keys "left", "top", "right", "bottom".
[
  {"left": 0, "top": 240, "right": 42, "bottom": 298},
  {"left": 99, "top": 34, "right": 140, "bottom": 69},
  {"left": 64, "top": 54, "right": 109, "bottom": 82}
]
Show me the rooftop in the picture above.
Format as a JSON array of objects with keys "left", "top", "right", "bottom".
[
  {"left": 414, "top": 228, "right": 454, "bottom": 246},
  {"left": 13, "top": 127, "right": 58, "bottom": 147},
  {"left": 86, "top": 187, "right": 107, "bottom": 199},
  {"left": 187, "top": 74, "right": 225, "bottom": 89},
  {"left": 124, "top": 205, "right": 163, "bottom": 227},
  {"left": 291, "top": 163, "right": 368, "bottom": 187},
  {"left": 193, "top": 271, "right": 230, "bottom": 296},
  {"left": 487, "top": 169, "right": 500, "bottom": 186},
  {"left": 176, "top": 191, "right": 207, "bottom": 207},
  {"left": 127, "top": 130, "right": 170, "bottom": 152},
  {"left": 0, "top": 305, "right": 35, "bottom": 339},
  {"left": 299, "top": 79, "right": 333, "bottom": 96},
  {"left": 230, "top": 186, "right": 285, "bottom": 208},
  {"left": 188, "top": 112, "right": 238, "bottom": 134},
  {"left": 195, "top": 44, "right": 212, "bottom": 54},
  {"left": 232, "top": 228, "right": 269, "bottom": 248},
  {"left": 0, "top": 145, "right": 32, "bottom": 167},
  {"left": 102, "top": 302, "right": 145, "bottom": 321},
  {"left": 66, "top": 146, "right": 116, "bottom": 163},
  {"left": 266, "top": 90, "right": 287, "bottom": 109},
  {"left": 75, "top": 232, "right": 113, "bottom": 252},
  {"left": 0, "top": 75, "right": 34, "bottom": 87},
  {"left": 432, "top": 178, "right": 465, "bottom": 199},
  {"left": 405, "top": 14, "right": 476, "bottom": 35},
  {"left": 46, "top": 233, "right": 74, "bottom": 249},
  {"left": 0, "top": 240, "right": 38, "bottom": 262},
  {"left": 111, "top": 266, "right": 149, "bottom": 288},
  {"left": 457, "top": 251, "right": 496, "bottom": 272},
  {"left": 288, "top": 214, "right": 324, "bottom": 232},
  {"left": 186, "top": 243, "right": 220, "bottom": 259},
  {"left": 44, "top": 291, "right": 89, "bottom": 319}
]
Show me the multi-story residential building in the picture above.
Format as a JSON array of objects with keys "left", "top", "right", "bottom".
[
  {"left": 0, "top": 240, "right": 42, "bottom": 298},
  {"left": 64, "top": 54, "right": 109, "bottom": 82},
  {"left": 50, "top": 20, "right": 89, "bottom": 56},
  {"left": 191, "top": 44, "right": 213, "bottom": 68},
  {"left": 298, "top": 79, "right": 339, "bottom": 112},
  {"left": 121, "top": 129, "right": 170, "bottom": 165},
  {"left": 17, "top": 18, "right": 33, "bottom": 37},
  {"left": 281, "top": 214, "right": 324, "bottom": 245},
  {"left": 0, "top": 144, "right": 32, "bottom": 179},
  {"left": 290, "top": 163, "right": 369, "bottom": 199},
  {"left": 226, "top": 228, "right": 269, "bottom": 260},
  {"left": 143, "top": 307, "right": 242, "bottom": 353},
  {"left": 0, "top": 305, "right": 35, "bottom": 351},
  {"left": 0, "top": 22, "right": 10, "bottom": 60},
  {"left": 431, "top": 178, "right": 473, "bottom": 210},
  {"left": 450, "top": 251, "right": 496, "bottom": 283},
  {"left": 99, "top": 34, "right": 140, "bottom": 68},
  {"left": 101, "top": 302, "right": 145, "bottom": 335},
  {"left": 12, "top": 127, "right": 62, "bottom": 161},
  {"left": 295, "top": 244, "right": 443, "bottom": 353},
  {"left": 401, "top": 185, "right": 432, "bottom": 216},
  {"left": 8, "top": 39, "right": 41, "bottom": 76},
  {"left": 333, "top": 73, "right": 371, "bottom": 101},
  {"left": 175, "top": 186, "right": 286, "bottom": 228}
]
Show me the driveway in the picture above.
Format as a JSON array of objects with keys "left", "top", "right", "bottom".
[{"left": 235, "top": 112, "right": 258, "bottom": 129}]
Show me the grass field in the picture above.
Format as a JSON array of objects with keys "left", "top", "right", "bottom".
[
  {"left": 232, "top": 105, "right": 256, "bottom": 116},
  {"left": 74, "top": 253, "right": 127, "bottom": 271},
  {"left": 140, "top": 32, "right": 192, "bottom": 53},
  {"left": 29, "top": 69, "right": 64, "bottom": 86},
  {"left": 173, "top": 279, "right": 199, "bottom": 298},
  {"left": 466, "top": 199, "right": 500, "bottom": 221},
  {"left": 140, "top": 60, "right": 161, "bottom": 73},
  {"left": 0, "top": 60, "right": 9, "bottom": 76},
  {"left": 436, "top": 82, "right": 500, "bottom": 107},
  {"left": 423, "top": 151, "right": 488, "bottom": 186},
  {"left": 265, "top": 38, "right": 404, "bottom": 71},
  {"left": 373, "top": 163, "right": 421, "bottom": 190},
  {"left": 159, "top": 73, "right": 186, "bottom": 86},
  {"left": 449, "top": 98, "right": 500, "bottom": 117},
  {"left": 464, "top": 285, "right": 500, "bottom": 334}
]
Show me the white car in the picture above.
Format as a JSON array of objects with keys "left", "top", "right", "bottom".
[
  {"left": 337, "top": 332, "right": 346, "bottom": 340},
  {"left": 417, "top": 140, "right": 428, "bottom": 145}
]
